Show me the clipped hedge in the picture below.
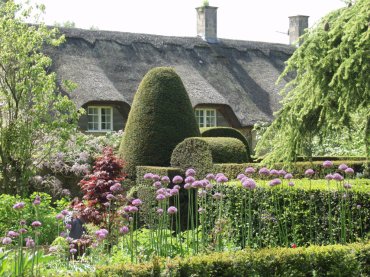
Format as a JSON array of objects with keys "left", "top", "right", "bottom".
[
  {"left": 171, "top": 137, "right": 248, "bottom": 179},
  {"left": 91, "top": 242, "right": 370, "bottom": 276},
  {"left": 201, "top": 127, "right": 252, "bottom": 161},
  {"left": 119, "top": 67, "right": 200, "bottom": 178}
]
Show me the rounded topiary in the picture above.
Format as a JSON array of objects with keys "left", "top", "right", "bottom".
[
  {"left": 120, "top": 67, "right": 200, "bottom": 178},
  {"left": 200, "top": 137, "right": 248, "bottom": 163},
  {"left": 200, "top": 127, "right": 251, "bottom": 161}
]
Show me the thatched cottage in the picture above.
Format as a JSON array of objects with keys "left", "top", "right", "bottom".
[{"left": 46, "top": 6, "right": 308, "bottom": 149}]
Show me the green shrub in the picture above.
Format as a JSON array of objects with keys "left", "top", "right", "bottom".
[
  {"left": 201, "top": 127, "right": 251, "bottom": 161},
  {"left": 92, "top": 242, "right": 370, "bottom": 276},
  {"left": 119, "top": 67, "right": 200, "bottom": 178}
]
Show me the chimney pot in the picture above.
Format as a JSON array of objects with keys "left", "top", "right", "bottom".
[{"left": 288, "top": 15, "right": 309, "bottom": 45}]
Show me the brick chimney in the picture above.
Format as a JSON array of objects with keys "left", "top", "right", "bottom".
[
  {"left": 196, "top": 6, "right": 218, "bottom": 43},
  {"left": 288, "top": 15, "right": 309, "bottom": 45}
]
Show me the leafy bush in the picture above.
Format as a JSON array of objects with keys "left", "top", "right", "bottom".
[
  {"left": 201, "top": 127, "right": 251, "bottom": 161},
  {"left": 119, "top": 67, "right": 200, "bottom": 178},
  {"left": 92, "top": 242, "right": 370, "bottom": 276}
]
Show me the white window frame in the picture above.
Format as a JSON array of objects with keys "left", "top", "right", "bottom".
[
  {"left": 87, "top": 106, "right": 113, "bottom": 132},
  {"left": 195, "top": 108, "right": 217, "bottom": 128}
]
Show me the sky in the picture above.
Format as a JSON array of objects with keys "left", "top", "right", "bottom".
[{"left": 31, "top": 0, "right": 346, "bottom": 44}]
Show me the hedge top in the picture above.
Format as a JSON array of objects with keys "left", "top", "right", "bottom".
[{"left": 119, "top": 67, "right": 200, "bottom": 178}]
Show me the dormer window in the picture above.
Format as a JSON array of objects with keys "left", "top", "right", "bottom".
[
  {"left": 87, "top": 106, "right": 113, "bottom": 132},
  {"left": 195, "top": 108, "right": 217, "bottom": 127}
]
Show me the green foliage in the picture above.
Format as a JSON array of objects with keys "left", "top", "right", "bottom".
[
  {"left": 0, "top": 1, "right": 80, "bottom": 195},
  {"left": 201, "top": 126, "right": 251, "bottom": 161},
  {"left": 119, "top": 67, "right": 200, "bottom": 178},
  {"left": 92, "top": 242, "right": 370, "bottom": 276},
  {"left": 170, "top": 138, "right": 214, "bottom": 179},
  {"left": 255, "top": 0, "right": 370, "bottom": 165}
]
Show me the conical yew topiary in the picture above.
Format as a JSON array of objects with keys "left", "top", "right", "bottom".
[{"left": 119, "top": 67, "right": 200, "bottom": 178}]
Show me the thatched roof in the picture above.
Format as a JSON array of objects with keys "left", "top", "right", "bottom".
[{"left": 46, "top": 27, "right": 295, "bottom": 126}]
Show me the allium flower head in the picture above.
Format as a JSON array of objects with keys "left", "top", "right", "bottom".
[
  {"left": 288, "top": 181, "right": 295, "bottom": 187},
  {"left": 270, "top": 169, "right": 279, "bottom": 176},
  {"left": 19, "top": 219, "right": 26, "bottom": 225},
  {"left": 167, "top": 206, "right": 177, "bottom": 215},
  {"left": 106, "top": 194, "right": 115, "bottom": 201},
  {"left": 95, "top": 229, "right": 108, "bottom": 240},
  {"left": 284, "top": 173, "right": 293, "bottom": 180},
  {"left": 19, "top": 228, "right": 27, "bottom": 234},
  {"left": 186, "top": 168, "right": 196, "bottom": 177},
  {"left": 33, "top": 195, "right": 41, "bottom": 205},
  {"left": 325, "top": 174, "right": 333, "bottom": 180},
  {"left": 185, "top": 176, "right": 195, "bottom": 184},
  {"left": 157, "top": 208, "right": 164, "bottom": 214},
  {"left": 110, "top": 183, "right": 122, "bottom": 192},
  {"left": 216, "top": 175, "right": 228, "bottom": 183},
  {"left": 184, "top": 183, "right": 192, "bottom": 190},
  {"left": 332, "top": 173, "right": 344, "bottom": 181},
  {"left": 31, "top": 221, "right": 42, "bottom": 228},
  {"left": 192, "top": 180, "right": 202, "bottom": 188},
  {"left": 237, "top": 174, "right": 246, "bottom": 180},
  {"left": 343, "top": 183, "right": 352, "bottom": 189},
  {"left": 7, "top": 231, "right": 19, "bottom": 238},
  {"left": 161, "top": 176, "right": 170, "bottom": 184},
  {"left": 144, "top": 173, "right": 154, "bottom": 180},
  {"left": 129, "top": 206, "right": 138, "bottom": 213},
  {"left": 356, "top": 204, "right": 362, "bottom": 209},
  {"left": 61, "top": 210, "right": 69, "bottom": 216},
  {"left": 13, "top": 202, "right": 25, "bottom": 210},
  {"left": 173, "top": 185, "right": 181, "bottom": 190},
  {"left": 65, "top": 224, "right": 72, "bottom": 230},
  {"left": 170, "top": 188, "right": 179, "bottom": 196},
  {"left": 278, "top": 169, "right": 287, "bottom": 176},
  {"left": 119, "top": 226, "right": 129, "bottom": 234},
  {"left": 172, "top": 175, "right": 183, "bottom": 184},
  {"left": 338, "top": 164, "right": 348, "bottom": 171},
  {"left": 205, "top": 182, "right": 213, "bottom": 190},
  {"left": 70, "top": 248, "right": 77, "bottom": 254},
  {"left": 345, "top": 167, "right": 354, "bottom": 174},
  {"left": 242, "top": 178, "right": 256, "bottom": 190},
  {"left": 152, "top": 174, "right": 160, "bottom": 181},
  {"left": 25, "top": 237, "right": 35, "bottom": 248},
  {"left": 153, "top": 181, "right": 162, "bottom": 189},
  {"left": 213, "top": 192, "right": 223, "bottom": 200},
  {"left": 198, "top": 189, "right": 207, "bottom": 197},
  {"left": 323, "top": 160, "right": 333, "bottom": 168},
  {"left": 304, "top": 169, "right": 314, "bottom": 176},
  {"left": 132, "top": 199, "right": 143, "bottom": 206},
  {"left": 269, "top": 178, "right": 282, "bottom": 187},
  {"left": 245, "top": 167, "right": 255, "bottom": 174},
  {"left": 258, "top": 167, "right": 270, "bottom": 175},
  {"left": 2, "top": 237, "right": 12, "bottom": 245},
  {"left": 206, "top": 173, "right": 215, "bottom": 180},
  {"left": 156, "top": 194, "right": 166, "bottom": 201}
]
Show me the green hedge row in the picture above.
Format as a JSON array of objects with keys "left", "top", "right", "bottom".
[
  {"left": 213, "top": 160, "right": 368, "bottom": 180},
  {"left": 89, "top": 242, "right": 370, "bottom": 276}
]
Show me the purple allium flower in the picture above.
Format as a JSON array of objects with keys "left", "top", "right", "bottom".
[
  {"left": 156, "top": 188, "right": 166, "bottom": 195},
  {"left": 185, "top": 176, "right": 195, "bottom": 184},
  {"left": 152, "top": 174, "right": 160, "bottom": 181},
  {"left": 172, "top": 175, "right": 183, "bottom": 184},
  {"left": 269, "top": 178, "right": 282, "bottom": 187},
  {"left": 128, "top": 217, "right": 134, "bottom": 222},
  {"left": 184, "top": 183, "right": 192, "bottom": 190},
  {"left": 198, "top": 207, "right": 205, "bottom": 214},
  {"left": 70, "top": 248, "right": 77, "bottom": 254},
  {"left": 95, "top": 229, "right": 108, "bottom": 240},
  {"left": 198, "top": 189, "right": 207, "bottom": 197},
  {"left": 345, "top": 168, "right": 354, "bottom": 175},
  {"left": 25, "top": 237, "right": 35, "bottom": 248},
  {"left": 19, "top": 220, "right": 26, "bottom": 225},
  {"left": 106, "top": 194, "right": 115, "bottom": 201},
  {"left": 216, "top": 175, "right": 228, "bottom": 183},
  {"left": 356, "top": 204, "right": 362, "bottom": 209},
  {"left": 258, "top": 167, "right": 270, "bottom": 176},
  {"left": 56, "top": 214, "right": 64, "bottom": 220},
  {"left": 2, "top": 237, "right": 12, "bottom": 245},
  {"left": 167, "top": 206, "right": 177, "bottom": 215},
  {"left": 61, "top": 210, "right": 69, "bottom": 216},
  {"left": 206, "top": 173, "right": 215, "bottom": 180},
  {"left": 119, "top": 226, "right": 129, "bottom": 234},
  {"left": 66, "top": 237, "right": 73, "bottom": 243},
  {"left": 191, "top": 180, "right": 202, "bottom": 188},
  {"left": 186, "top": 168, "right": 196, "bottom": 177},
  {"left": 153, "top": 181, "right": 162, "bottom": 189},
  {"left": 33, "top": 195, "right": 41, "bottom": 205},
  {"left": 338, "top": 164, "right": 348, "bottom": 171},
  {"left": 132, "top": 199, "right": 143, "bottom": 206},
  {"left": 7, "top": 231, "right": 19, "bottom": 238},
  {"left": 284, "top": 173, "right": 293, "bottom": 180},
  {"left": 213, "top": 192, "right": 223, "bottom": 200},
  {"left": 110, "top": 183, "right": 122, "bottom": 192},
  {"left": 65, "top": 224, "right": 72, "bottom": 230},
  {"left": 205, "top": 182, "right": 213, "bottom": 190},
  {"left": 325, "top": 174, "right": 333, "bottom": 180},
  {"left": 123, "top": 206, "right": 131, "bottom": 213},
  {"left": 31, "top": 221, "right": 42, "bottom": 228},
  {"left": 156, "top": 208, "right": 164, "bottom": 215},
  {"left": 245, "top": 167, "right": 255, "bottom": 174},
  {"left": 323, "top": 160, "right": 333, "bottom": 168},
  {"left": 129, "top": 206, "right": 138, "bottom": 213},
  {"left": 242, "top": 178, "right": 256, "bottom": 190},
  {"left": 288, "top": 181, "right": 295, "bottom": 187},
  {"left": 170, "top": 188, "right": 179, "bottom": 196},
  {"left": 19, "top": 228, "right": 27, "bottom": 234},
  {"left": 60, "top": 232, "right": 67, "bottom": 238},
  {"left": 173, "top": 185, "right": 181, "bottom": 190},
  {"left": 343, "top": 183, "right": 352, "bottom": 189},
  {"left": 278, "top": 169, "right": 287, "bottom": 176},
  {"left": 332, "top": 173, "right": 344, "bottom": 181},
  {"left": 144, "top": 173, "right": 154, "bottom": 180},
  {"left": 49, "top": 246, "right": 58, "bottom": 253},
  {"left": 305, "top": 169, "right": 314, "bottom": 176},
  {"left": 237, "top": 174, "right": 246, "bottom": 180},
  {"left": 69, "top": 243, "right": 75, "bottom": 249},
  {"left": 270, "top": 169, "right": 279, "bottom": 176},
  {"left": 13, "top": 202, "right": 25, "bottom": 210},
  {"left": 161, "top": 176, "right": 170, "bottom": 184},
  {"left": 156, "top": 194, "right": 166, "bottom": 201}
]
